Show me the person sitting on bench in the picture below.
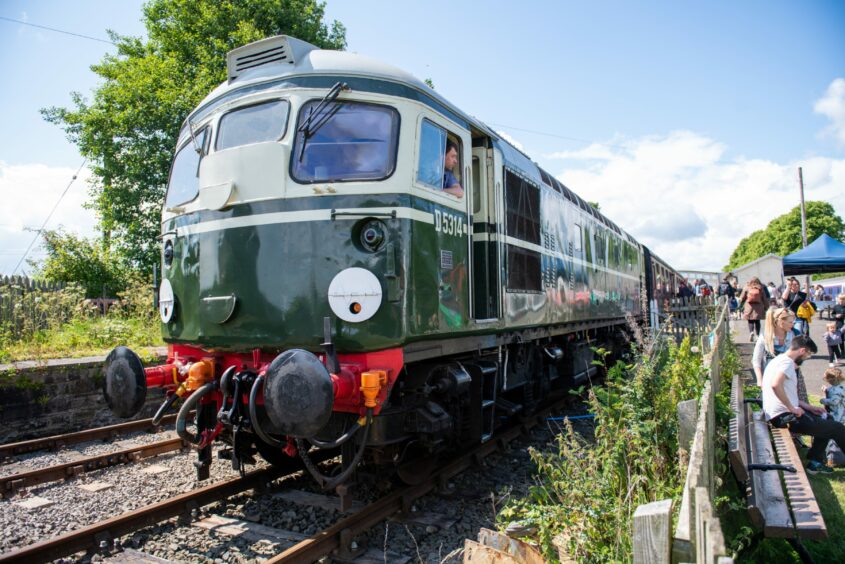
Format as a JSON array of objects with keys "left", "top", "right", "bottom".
[{"left": 763, "top": 335, "right": 845, "bottom": 474}]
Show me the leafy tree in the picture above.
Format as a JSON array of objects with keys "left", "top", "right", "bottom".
[
  {"left": 34, "top": 230, "right": 128, "bottom": 298},
  {"left": 725, "top": 201, "right": 845, "bottom": 270},
  {"left": 587, "top": 200, "right": 601, "bottom": 211},
  {"left": 43, "top": 0, "right": 346, "bottom": 272}
]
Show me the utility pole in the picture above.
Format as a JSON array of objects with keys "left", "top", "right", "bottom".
[{"left": 798, "top": 167, "right": 810, "bottom": 294}]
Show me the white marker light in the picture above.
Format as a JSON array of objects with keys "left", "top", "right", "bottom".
[
  {"left": 159, "top": 278, "right": 175, "bottom": 323},
  {"left": 328, "top": 268, "right": 383, "bottom": 322}
]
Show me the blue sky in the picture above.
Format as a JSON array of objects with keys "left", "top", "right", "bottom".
[{"left": 1, "top": 0, "right": 844, "bottom": 273}]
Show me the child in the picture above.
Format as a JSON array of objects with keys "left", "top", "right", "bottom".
[
  {"left": 824, "top": 322, "right": 844, "bottom": 367},
  {"left": 821, "top": 368, "right": 845, "bottom": 422},
  {"left": 821, "top": 368, "right": 845, "bottom": 466}
]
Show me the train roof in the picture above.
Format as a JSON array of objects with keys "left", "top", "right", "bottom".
[{"left": 191, "top": 36, "right": 643, "bottom": 250}]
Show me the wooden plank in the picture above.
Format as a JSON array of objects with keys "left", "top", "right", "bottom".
[
  {"left": 393, "top": 510, "right": 456, "bottom": 530},
  {"left": 270, "top": 489, "right": 364, "bottom": 513},
  {"left": 462, "top": 539, "right": 515, "bottom": 563},
  {"left": 678, "top": 399, "right": 698, "bottom": 457},
  {"left": 770, "top": 428, "right": 828, "bottom": 540},
  {"left": 748, "top": 412, "right": 794, "bottom": 537},
  {"left": 476, "top": 528, "right": 545, "bottom": 564},
  {"left": 695, "top": 487, "right": 728, "bottom": 564},
  {"left": 633, "top": 499, "right": 673, "bottom": 564},
  {"left": 728, "top": 375, "right": 749, "bottom": 483},
  {"left": 192, "top": 514, "right": 307, "bottom": 544}
]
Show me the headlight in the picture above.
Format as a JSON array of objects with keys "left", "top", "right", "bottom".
[{"left": 359, "top": 219, "right": 386, "bottom": 252}]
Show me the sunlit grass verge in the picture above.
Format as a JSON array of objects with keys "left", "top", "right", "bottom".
[
  {"left": 497, "top": 327, "right": 719, "bottom": 562},
  {"left": 0, "top": 316, "right": 162, "bottom": 363},
  {"left": 0, "top": 276, "right": 163, "bottom": 363}
]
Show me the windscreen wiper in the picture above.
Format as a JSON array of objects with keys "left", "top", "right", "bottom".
[{"left": 298, "top": 82, "right": 349, "bottom": 162}]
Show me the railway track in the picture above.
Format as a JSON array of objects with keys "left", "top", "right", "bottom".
[
  {"left": 269, "top": 394, "right": 571, "bottom": 562},
  {"left": 0, "top": 414, "right": 178, "bottom": 460},
  {"left": 0, "top": 447, "right": 338, "bottom": 564},
  {"left": 1, "top": 395, "right": 573, "bottom": 563},
  {"left": 0, "top": 437, "right": 187, "bottom": 497},
  {"left": 0, "top": 465, "right": 285, "bottom": 563}
]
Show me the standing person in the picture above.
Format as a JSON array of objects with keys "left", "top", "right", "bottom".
[
  {"left": 738, "top": 277, "right": 770, "bottom": 341},
  {"left": 832, "top": 294, "right": 845, "bottom": 332},
  {"left": 718, "top": 276, "right": 736, "bottom": 316},
  {"left": 752, "top": 307, "right": 798, "bottom": 387},
  {"left": 677, "top": 279, "right": 693, "bottom": 299},
  {"left": 767, "top": 281, "right": 779, "bottom": 305},
  {"left": 782, "top": 277, "right": 809, "bottom": 336},
  {"left": 824, "top": 322, "right": 844, "bottom": 367},
  {"left": 814, "top": 284, "right": 824, "bottom": 303},
  {"left": 762, "top": 336, "right": 845, "bottom": 475},
  {"left": 821, "top": 368, "right": 845, "bottom": 466}
]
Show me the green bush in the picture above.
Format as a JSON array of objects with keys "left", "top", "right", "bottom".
[
  {"left": 35, "top": 229, "right": 128, "bottom": 298},
  {"left": 498, "top": 332, "right": 708, "bottom": 562}
]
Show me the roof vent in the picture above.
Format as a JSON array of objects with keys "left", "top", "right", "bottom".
[{"left": 227, "top": 36, "right": 318, "bottom": 83}]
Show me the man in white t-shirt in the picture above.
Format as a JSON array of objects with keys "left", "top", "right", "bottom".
[{"left": 763, "top": 335, "right": 845, "bottom": 474}]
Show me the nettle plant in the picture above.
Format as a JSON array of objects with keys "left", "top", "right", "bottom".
[{"left": 498, "top": 333, "right": 708, "bottom": 562}]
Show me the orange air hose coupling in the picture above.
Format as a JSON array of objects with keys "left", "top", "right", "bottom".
[
  {"left": 360, "top": 370, "right": 388, "bottom": 408},
  {"left": 185, "top": 358, "right": 215, "bottom": 392}
]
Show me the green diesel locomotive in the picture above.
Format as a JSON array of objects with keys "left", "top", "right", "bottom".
[{"left": 103, "top": 35, "right": 682, "bottom": 486}]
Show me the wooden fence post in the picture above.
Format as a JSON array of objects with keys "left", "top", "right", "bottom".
[
  {"left": 633, "top": 499, "right": 673, "bottom": 564},
  {"left": 678, "top": 399, "right": 698, "bottom": 459}
]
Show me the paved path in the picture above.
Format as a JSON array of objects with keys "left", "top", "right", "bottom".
[{"left": 732, "top": 314, "right": 836, "bottom": 401}]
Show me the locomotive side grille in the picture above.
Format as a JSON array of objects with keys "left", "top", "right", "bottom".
[
  {"left": 227, "top": 36, "right": 318, "bottom": 83},
  {"left": 233, "top": 45, "right": 289, "bottom": 73}
]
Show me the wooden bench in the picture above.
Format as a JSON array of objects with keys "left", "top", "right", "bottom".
[{"left": 728, "top": 374, "right": 827, "bottom": 560}]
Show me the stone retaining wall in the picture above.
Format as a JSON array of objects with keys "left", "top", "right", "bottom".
[{"left": 0, "top": 354, "right": 167, "bottom": 443}]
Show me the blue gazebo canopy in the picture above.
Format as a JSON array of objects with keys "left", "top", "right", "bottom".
[{"left": 782, "top": 234, "right": 845, "bottom": 275}]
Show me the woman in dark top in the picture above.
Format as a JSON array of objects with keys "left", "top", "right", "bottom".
[{"left": 782, "top": 277, "right": 809, "bottom": 336}]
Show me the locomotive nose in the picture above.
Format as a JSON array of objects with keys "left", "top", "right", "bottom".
[
  {"left": 103, "top": 346, "right": 147, "bottom": 418},
  {"left": 262, "top": 349, "right": 333, "bottom": 438}
]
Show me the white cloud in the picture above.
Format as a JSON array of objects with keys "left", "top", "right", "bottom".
[
  {"left": 549, "top": 132, "right": 845, "bottom": 272},
  {"left": 814, "top": 78, "right": 845, "bottom": 145},
  {"left": 0, "top": 162, "right": 98, "bottom": 276}
]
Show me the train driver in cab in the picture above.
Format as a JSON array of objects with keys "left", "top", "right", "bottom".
[{"left": 443, "top": 142, "right": 464, "bottom": 198}]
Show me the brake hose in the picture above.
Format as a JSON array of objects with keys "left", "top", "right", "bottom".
[
  {"left": 176, "top": 381, "right": 217, "bottom": 444},
  {"left": 296, "top": 408, "right": 373, "bottom": 490},
  {"left": 248, "top": 375, "right": 285, "bottom": 449}
]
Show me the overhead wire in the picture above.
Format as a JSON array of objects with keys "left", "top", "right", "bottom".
[
  {"left": 0, "top": 15, "right": 116, "bottom": 45},
  {"left": 12, "top": 160, "right": 88, "bottom": 275},
  {"left": 487, "top": 121, "right": 631, "bottom": 151}
]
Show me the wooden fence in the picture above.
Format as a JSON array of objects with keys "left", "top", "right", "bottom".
[
  {"left": 664, "top": 296, "right": 719, "bottom": 345},
  {"left": 633, "top": 298, "right": 732, "bottom": 563},
  {"left": 0, "top": 275, "right": 68, "bottom": 340}
]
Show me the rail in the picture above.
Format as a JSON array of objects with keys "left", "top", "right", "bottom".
[
  {"left": 267, "top": 396, "right": 573, "bottom": 562},
  {"left": 633, "top": 298, "right": 732, "bottom": 563},
  {"left": 0, "top": 414, "right": 179, "bottom": 460}
]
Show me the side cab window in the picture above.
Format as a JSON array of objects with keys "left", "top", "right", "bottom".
[{"left": 415, "top": 118, "right": 464, "bottom": 198}]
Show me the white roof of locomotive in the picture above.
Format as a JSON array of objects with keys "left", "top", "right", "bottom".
[{"left": 194, "top": 35, "right": 443, "bottom": 117}]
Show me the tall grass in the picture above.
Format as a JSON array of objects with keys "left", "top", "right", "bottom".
[
  {"left": 0, "top": 276, "right": 161, "bottom": 363},
  {"left": 497, "top": 330, "right": 709, "bottom": 562}
]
